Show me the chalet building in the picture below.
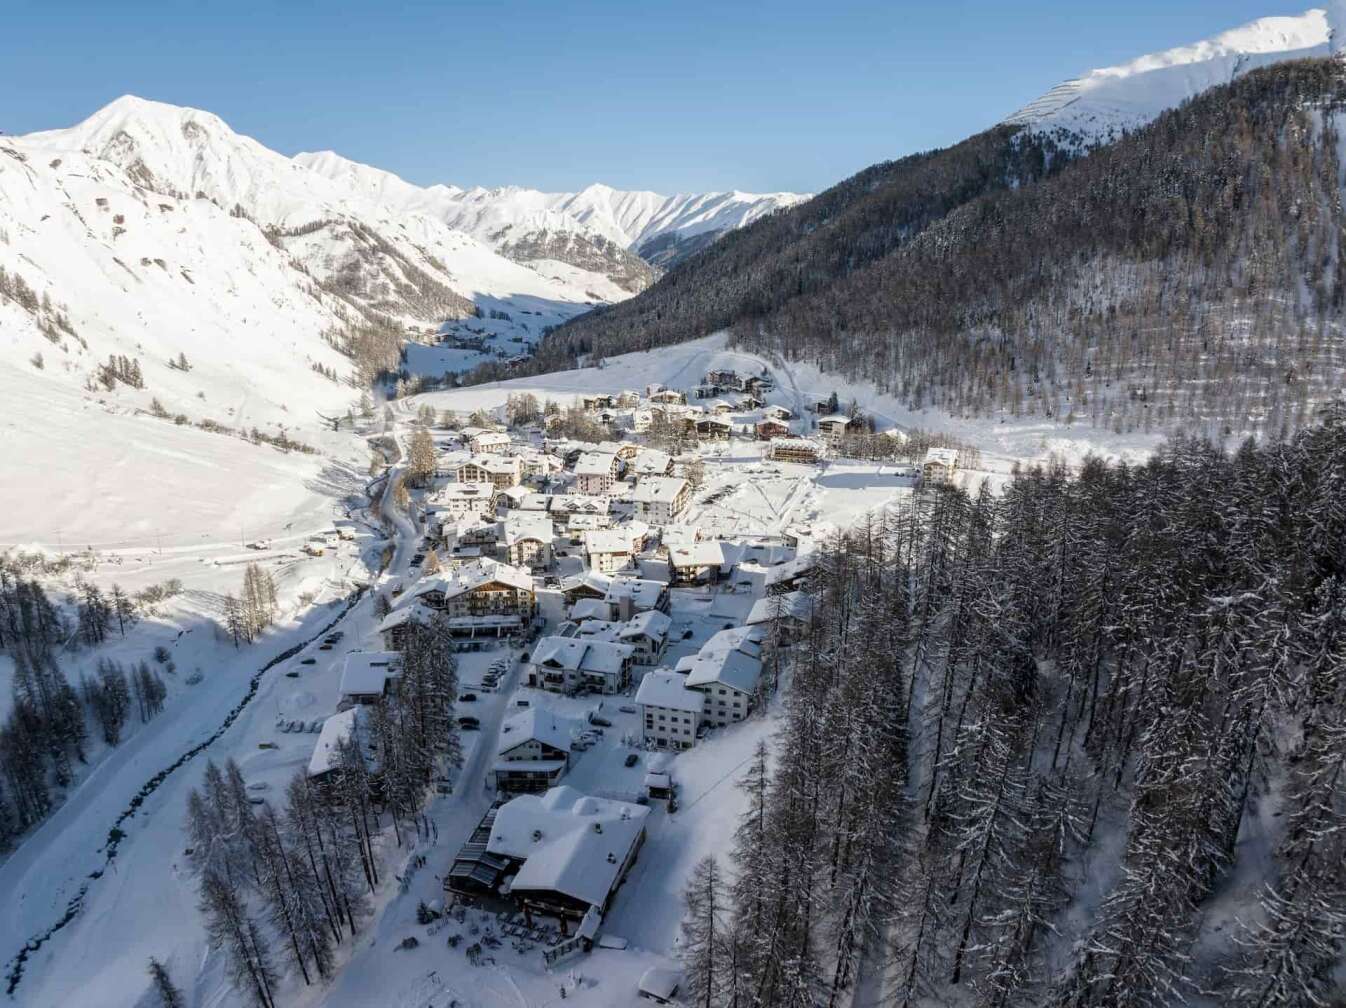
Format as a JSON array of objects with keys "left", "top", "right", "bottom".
[
  {"left": 469, "top": 430, "right": 511, "bottom": 454},
  {"left": 574, "top": 452, "right": 621, "bottom": 495},
  {"left": 763, "top": 404, "right": 794, "bottom": 421},
  {"left": 816, "top": 415, "right": 851, "bottom": 444},
  {"left": 502, "top": 513, "right": 554, "bottom": 570},
  {"left": 337, "top": 652, "right": 403, "bottom": 706},
  {"left": 678, "top": 626, "right": 765, "bottom": 728},
  {"left": 307, "top": 707, "right": 372, "bottom": 786},
  {"left": 635, "top": 672, "right": 703, "bottom": 750},
  {"left": 768, "top": 438, "right": 823, "bottom": 464},
  {"left": 708, "top": 399, "right": 734, "bottom": 415},
  {"left": 457, "top": 454, "right": 523, "bottom": 489},
  {"left": 616, "top": 390, "right": 641, "bottom": 407},
  {"left": 923, "top": 446, "right": 959, "bottom": 485},
  {"left": 692, "top": 416, "right": 732, "bottom": 441},
  {"left": 755, "top": 419, "right": 790, "bottom": 441},
  {"left": 705, "top": 369, "right": 738, "bottom": 387},
  {"left": 584, "top": 523, "right": 649, "bottom": 575},
  {"left": 631, "top": 448, "right": 673, "bottom": 478},
  {"left": 405, "top": 559, "right": 536, "bottom": 631},
  {"left": 574, "top": 610, "right": 672, "bottom": 671},
  {"left": 605, "top": 575, "right": 670, "bottom": 617},
  {"left": 667, "top": 540, "right": 726, "bottom": 585},
  {"left": 528, "top": 636, "right": 635, "bottom": 694},
  {"left": 632, "top": 476, "right": 690, "bottom": 526},
  {"left": 493, "top": 708, "right": 578, "bottom": 794},
  {"left": 649, "top": 388, "right": 686, "bottom": 406},
  {"left": 376, "top": 603, "right": 436, "bottom": 651},
  {"left": 436, "top": 482, "right": 498, "bottom": 518},
  {"left": 448, "top": 787, "right": 649, "bottom": 925},
  {"left": 549, "top": 494, "right": 611, "bottom": 531}
]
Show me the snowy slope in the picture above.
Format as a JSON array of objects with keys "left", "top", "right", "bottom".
[
  {"left": 295, "top": 150, "right": 809, "bottom": 271},
  {"left": 1004, "top": 7, "right": 1334, "bottom": 146}
]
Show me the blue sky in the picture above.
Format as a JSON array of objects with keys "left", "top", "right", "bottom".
[{"left": 2, "top": 0, "right": 1308, "bottom": 194}]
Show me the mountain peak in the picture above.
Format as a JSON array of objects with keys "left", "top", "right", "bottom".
[{"left": 1004, "top": 7, "right": 1331, "bottom": 144}]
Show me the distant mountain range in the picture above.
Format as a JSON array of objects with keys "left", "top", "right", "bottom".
[
  {"left": 541, "top": 7, "right": 1346, "bottom": 439},
  {"left": 0, "top": 94, "right": 804, "bottom": 446}
]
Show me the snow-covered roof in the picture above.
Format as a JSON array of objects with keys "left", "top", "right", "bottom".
[
  {"left": 338, "top": 651, "right": 401, "bottom": 697},
  {"left": 411, "top": 558, "right": 534, "bottom": 601},
  {"left": 550, "top": 494, "right": 611, "bottom": 515},
  {"left": 488, "top": 787, "right": 650, "bottom": 908},
  {"left": 585, "top": 527, "right": 640, "bottom": 556},
  {"left": 632, "top": 449, "right": 673, "bottom": 475},
  {"left": 818, "top": 414, "right": 851, "bottom": 426},
  {"left": 632, "top": 476, "right": 688, "bottom": 505},
  {"left": 669, "top": 540, "right": 725, "bottom": 569},
  {"left": 503, "top": 513, "right": 554, "bottom": 546},
  {"left": 498, "top": 707, "right": 578, "bottom": 756},
  {"left": 569, "top": 597, "right": 612, "bottom": 622},
  {"left": 377, "top": 602, "right": 434, "bottom": 632},
  {"left": 925, "top": 446, "right": 958, "bottom": 466},
  {"left": 437, "top": 481, "right": 496, "bottom": 502},
  {"left": 635, "top": 671, "right": 704, "bottom": 713},
  {"left": 308, "top": 707, "right": 365, "bottom": 777},
  {"left": 763, "top": 554, "right": 816, "bottom": 587},
  {"left": 745, "top": 591, "right": 815, "bottom": 626},
  {"left": 471, "top": 430, "right": 511, "bottom": 446},
  {"left": 639, "top": 967, "right": 682, "bottom": 1001},
  {"left": 604, "top": 575, "right": 667, "bottom": 610},
  {"left": 529, "top": 636, "right": 634, "bottom": 676},
  {"left": 682, "top": 626, "right": 765, "bottom": 694},
  {"left": 575, "top": 452, "right": 618, "bottom": 476},
  {"left": 458, "top": 454, "right": 519, "bottom": 475},
  {"left": 622, "top": 609, "right": 672, "bottom": 642}
]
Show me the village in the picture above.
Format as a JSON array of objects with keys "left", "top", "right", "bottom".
[{"left": 275, "top": 364, "right": 972, "bottom": 1004}]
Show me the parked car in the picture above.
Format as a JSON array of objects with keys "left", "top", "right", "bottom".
[
  {"left": 515, "top": 699, "right": 530, "bottom": 708},
  {"left": 624, "top": 753, "right": 639, "bottom": 768},
  {"left": 460, "top": 693, "right": 477, "bottom": 702},
  {"left": 458, "top": 716, "right": 480, "bottom": 730},
  {"left": 588, "top": 714, "right": 612, "bottom": 728},
  {"left": 285, "top": 671, "right": 299, "bottom": 678},
  {"left": 618, "top": 705, "right": 637, "bottom": 714},
  {"left": 300, "top": 657, "right": 317, "bottom": 665}
]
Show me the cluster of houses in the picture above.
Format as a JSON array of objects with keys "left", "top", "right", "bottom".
[{"left": 329, "top": 366, "right": 971, "bottom": 951}]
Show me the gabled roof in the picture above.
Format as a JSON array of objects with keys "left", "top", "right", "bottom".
[
  {"left": 498, "top": 708, "right": 578, "bottom": 757},
  {"left": 681, "top": 626, "right": 766, "bottom": 694},
  {"left": 503, "top": 513, "right": 555, "bottom": 546},
  {"left": 925, "top": 446, "right": 959, "bottom": 466},
  {"left": 339, "top": 652, "right": 402, "bottom": 697},
  {"left": 622, "top": 609, "right": 672, "bottom": 641},
  {"left": 529, "top": 636, "right": 634, "bottom": 675},
  {"left": 668, "top": 540, "right": 725, "bottom": 569},
  {"left": 411, "top": 558, "right": 534, "bottom": 601},
  {"left": 489, "top": 787, "right": 650, "bottom": 908},
  {"left": 635, "top": 671, "right": 703, "bottom": 713},
  {"left": 632, "top": 476, "right": 688, "bottom": 505},
  {"left": 308, "top": 707, "right": 367, "bottom": 777},
  {"left": 575, "top": 452, "right": 619, "bottom": 477},
  {"left": 604, "top": 575, "right": 667, "bottom": 610}
]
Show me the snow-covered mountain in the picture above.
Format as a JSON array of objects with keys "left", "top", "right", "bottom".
[
  {"left": 295, "top": 151, "right": 809, "bottom": 272},
  {"left": 1004, "top": 7, "right": 1336, "bottom": 147}
]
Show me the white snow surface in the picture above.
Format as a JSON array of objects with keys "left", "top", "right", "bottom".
[
  {"left": 1005, "top": 6, "right": 1339, "bottom": 146},
  {"left": 295, "top": 151, "right": 809, "bottom": 258}
]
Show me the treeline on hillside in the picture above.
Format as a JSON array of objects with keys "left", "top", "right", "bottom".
[
  {"left": 536, "top": 124, "right": 1062, "bottom": 370},
  {"left": 185, "top": 618, "right": 461, "bottom": 1006},
  {"left": 553, "top": 60, "right": 1346, "bottom": 439},
  {"left": 681, "top": 401, "right": 1346, "bottom": 1008},
  {"left": 0, "top": 565, "right": 171, "bottom": 848}
]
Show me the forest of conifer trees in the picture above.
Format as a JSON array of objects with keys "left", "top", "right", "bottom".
[{"left": 683, "top": 401, "right": 1346, "bottom": 1007}]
